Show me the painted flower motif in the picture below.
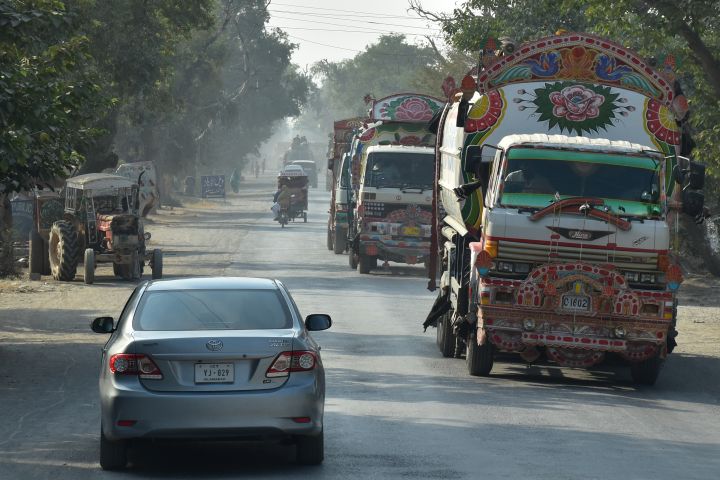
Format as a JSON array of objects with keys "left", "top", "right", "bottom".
[
  {"left": 645, "top": 99, "right": 681, "bottom": 145},
  {"left": 549, "top": 85, "right": 605, "bottom": 122},
  {"left": 394, "top": 98, "right": 434, "bottom": 121},
  {"left": 395, "top": 135, "right": 422, "bottom": 146},
  {"left": 466, "top": 90, "right": 504, "bottom": 133},
  {"left": 358, "top": 127, "right": 376, "bottom": 142}
]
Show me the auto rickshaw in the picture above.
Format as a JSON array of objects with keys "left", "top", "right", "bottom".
[{"left": 277, "top": 167, "right": 308, "bottom": 223}]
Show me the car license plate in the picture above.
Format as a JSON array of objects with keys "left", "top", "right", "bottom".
[
  {"left": 403, "top": 226, "right": 420, "bottom": 236},
  {"left": 561, "top": 294, "right": 590, "bottom": 312},
  {"left": 195, "top": 363, "right": 234, "bottom": 383}
]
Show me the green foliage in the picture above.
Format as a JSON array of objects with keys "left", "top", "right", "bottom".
[
  {"left": 0, "top": 0, "right": 107, "bottom": 193},
  {"left": 296, "top": 35, "right": 445, "bottom": 141}
]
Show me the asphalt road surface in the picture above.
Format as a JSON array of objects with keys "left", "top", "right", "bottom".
[{"left": 1, "top": 174, "right": 719, "bottom": 479}]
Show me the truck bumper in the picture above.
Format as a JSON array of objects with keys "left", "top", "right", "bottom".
[{"left": 359, "top": 235, "right": 430, "bottom": 264}]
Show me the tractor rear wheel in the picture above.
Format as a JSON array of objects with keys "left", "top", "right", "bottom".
[
  {"left": 49, "top": 221, "right": 79, "bottom": 281},
  {"left": 151, "top": 249, "right": 163, "bottom": 279},
  {"left": 29, "top": 229, "right": 44, "bottom": 275}
]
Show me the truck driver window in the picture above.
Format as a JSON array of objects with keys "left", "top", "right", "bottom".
[{"left": 366, "top": 152, "right": 434, "bottom": 189}]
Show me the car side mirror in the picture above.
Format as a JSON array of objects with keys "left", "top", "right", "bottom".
[
  {"left": 91, "top": 316, "right": 115, "bottom": 334},
  {"left": 305, "top": 314, "right": 332, "bottom": 331}
]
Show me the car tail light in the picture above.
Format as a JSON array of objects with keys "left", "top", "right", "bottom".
[
  {"left": 109, "top": 354, "right": 163, "bottom": 380},
  {"left": 266, "top": 351, "right": 317, "bottom": 378}
]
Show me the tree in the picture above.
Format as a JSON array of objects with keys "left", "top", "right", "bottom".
[
  {"left": 295, "top": 35, "right": 445, "bottom": 143},
  {"left": 0, "top": 0, "right": 107, "bottom": 193}
]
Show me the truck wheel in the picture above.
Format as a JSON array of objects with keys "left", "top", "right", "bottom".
[
  {"left": 358, "top": 254, "right": 376, "bottom": 274},
  {"left": 49, "top": 221, "right": 79, "bottom": 281},
  {"left": 29, "top": 229, "right": 44, "bottom": 275},
  {"left": 436, "top": 312, "right": 456, "bottom": 358},
  {"left": 333, "top": 229, "right": 346, "bottom": 254},
  {"left": 83, "top": 248, "right": 95, "bottom": 284},
  {"left": 303, "top": 212, "right": 307, "bottom": 223},
  {"left": 296, "top": 428, "right": 324, "bottom": 465},
  {"left": 151, "top": 249, "right": 163, "bottom": 279},
  {"left": 326, "top": 228, "right": 333, "bottom": 250},
  {"left": 630, "top": 354, "right": 662, "bottom": 386},
  {"left": 349, "top": 251, "right": 358, "bottom": 270},
  {"left": 99, "top": 428, "right": 127, "bottom": 471},
  {"left": 466, "top": 331, "right": 494, "bottom": 376}
]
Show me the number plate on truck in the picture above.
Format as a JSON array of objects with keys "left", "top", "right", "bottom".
[
  {"left": 561, "top": 294, "right": 590, "bottom": 312},
  {"left": 195, "top": 363, "right": 234, "bottom": 383}
]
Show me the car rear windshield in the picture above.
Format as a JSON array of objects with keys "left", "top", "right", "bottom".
[{"left": 133, "top": 289, "right": 293, "bottom": 331}]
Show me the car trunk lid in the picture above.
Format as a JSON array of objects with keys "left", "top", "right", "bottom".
[{"left": 131, "top": 330, "right": 294, "bottom": 392}]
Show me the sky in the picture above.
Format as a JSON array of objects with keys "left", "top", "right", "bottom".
[{"left": 265, "top": 0, "right": 460, "bottom": 70}]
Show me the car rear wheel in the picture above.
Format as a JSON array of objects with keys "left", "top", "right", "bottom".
[
  {"left": 296, "top": 428, "right": 324, "bottom": 465},
  {"left": 100, "top": 429, "right": 128, "bottom": 471}
]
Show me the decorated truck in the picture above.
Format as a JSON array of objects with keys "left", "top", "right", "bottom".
[
  {"left": 343, "top": 93, "right": 445, "bottom": 273},
  {"left": 327, "top": 117, "right": 366, "bottom": 253},
  {"left": 424, "top": 33, "right": 706, "bottom": 385}
]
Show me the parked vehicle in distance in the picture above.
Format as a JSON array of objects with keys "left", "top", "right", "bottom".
[
  {"left": 92, "top": 277, "right": 332, "bottom": 470},
  {"left": 48, "top": 174, "right": 162, "bottom": 284},
  {"left": 291, "top": 160, "right": 318, "bottom": 188}
]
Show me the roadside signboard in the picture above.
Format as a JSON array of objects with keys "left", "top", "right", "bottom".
[{"left": 201, "top": 175, "right": 226, "bottom": 198}]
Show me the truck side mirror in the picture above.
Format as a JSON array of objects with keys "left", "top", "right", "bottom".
[
  {"left": 682, "top": 190, "right": 704, "bottom": 217},
  {"left": 464, "top": 144, "right": 498, "bottom": 175},
  {"left": 327, "top": 158, "right": 335, "bottom": 171},
  {"left": 687, "top": 161, "right": 705, "bottom": 190}
]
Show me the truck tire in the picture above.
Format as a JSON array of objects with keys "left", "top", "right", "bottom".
[
  {"left": 333, "top": 229, "right": 346, "bottom": 254},
  {"left": 99, "top": 428, "right": 127, "bottom": 471},
  {"left": 358, "top": 254, "right": 376, "bottom": 274},
  {"left": 83, "top": 248, "right": 95, "bottom": 284},
  {"left": 29, "top": 229, "right": 44, "bottom": 275},
  {"left": 436, "top": 312, "right": 456, "bottom": 358},
  {"left": 49, "top": 221, "right": 79, "bottom": 281},
  {"left": 630, "top": 354, "right": 662, "bottom": 386},
  {"left": 349, "top": 251, "right": 358, "bottom": 270},
  {"left": 151, "top": 249, "right": 163, "bottom": 279},
  {"left": 326, "top": 228, "right": 333, "bottom": 250},
  {"left": 466, "top": 331, "right": 494, "bottom": 376}
]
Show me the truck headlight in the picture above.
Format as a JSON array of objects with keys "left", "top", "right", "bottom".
[
  {"left": 614, "top": 326, "right": 626, "bottom": 338},
  {"left": 640, "top": 273, "right": 656, "bottom": 283},
  {"left": 497, "top": 261, "right": 514, "bottom": 272}
]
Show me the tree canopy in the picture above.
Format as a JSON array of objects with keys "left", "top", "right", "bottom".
[{"left": 1, "top": 0, "right": 310, "bottom": 193}]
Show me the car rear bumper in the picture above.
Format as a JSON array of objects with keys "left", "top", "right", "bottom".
[{"left": 101, "top": 373, "right": 324, "bottom": 441}]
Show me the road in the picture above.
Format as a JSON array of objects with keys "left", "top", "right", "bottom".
[{"left": 1, "top": 174, "right": 720, "bottom": 479}]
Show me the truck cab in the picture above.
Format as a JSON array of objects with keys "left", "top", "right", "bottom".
[{"left": 353, "top": 144, "right": 435, "bottom": 273}]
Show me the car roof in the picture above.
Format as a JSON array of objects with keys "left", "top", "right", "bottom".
[
  {"left": 144, "top": 277, "right": 281, "bottom": 291},
  {"left": 291, "top": 160, "right": 316, "bottom": 165}
]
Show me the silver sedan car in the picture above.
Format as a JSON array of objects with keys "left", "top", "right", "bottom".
[{"left": 91, "top": 277, "right": 331, "bottom": 470}]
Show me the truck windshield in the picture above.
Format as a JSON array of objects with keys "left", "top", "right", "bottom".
[
  {"left": 500, "top": 148, "right": 661, "bottom": 216},
  {"left": 365, "top": 152, "right": 434, "bottom": 188}
]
